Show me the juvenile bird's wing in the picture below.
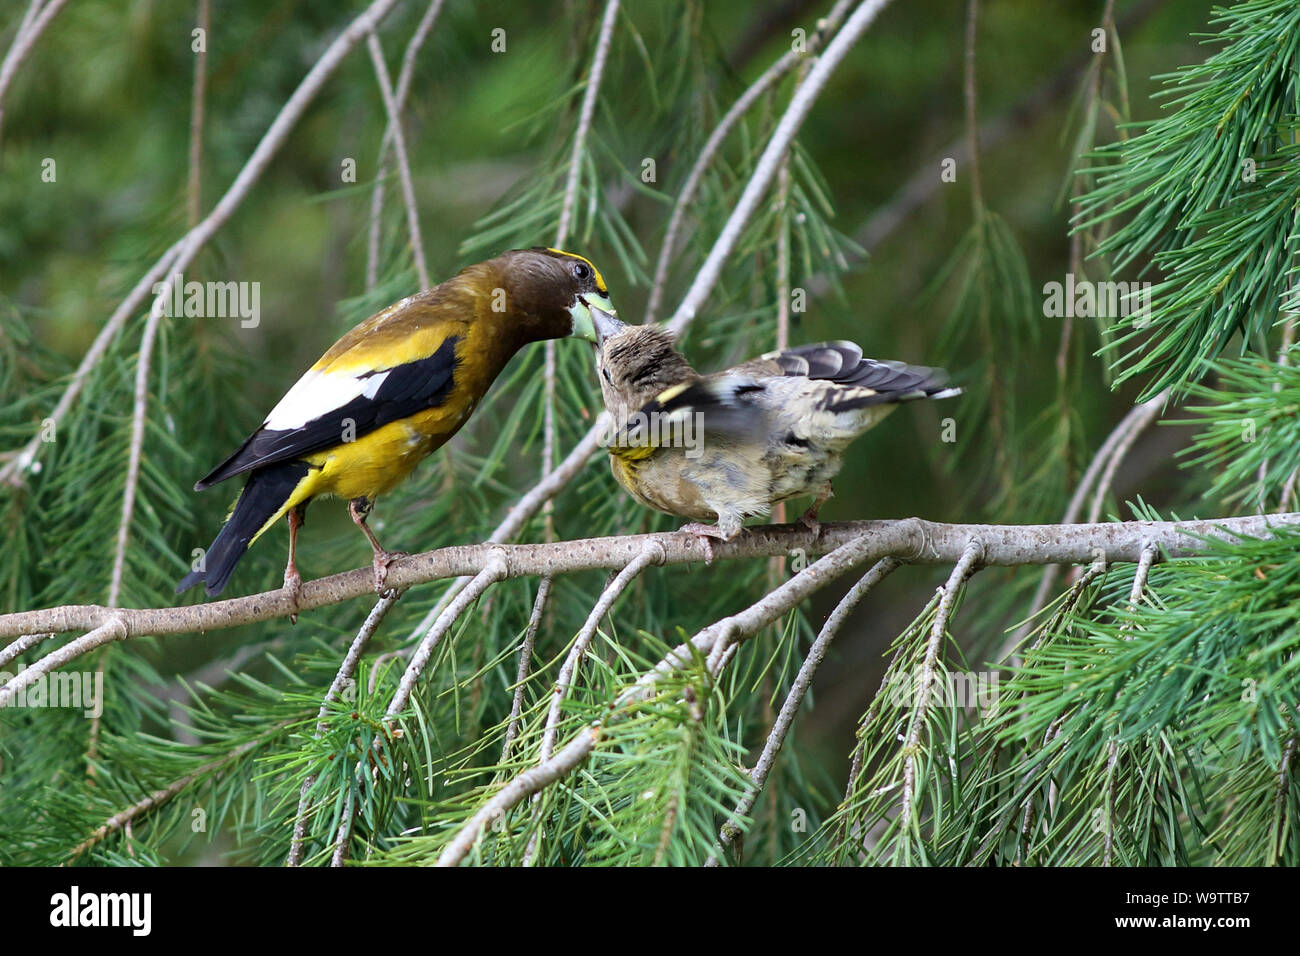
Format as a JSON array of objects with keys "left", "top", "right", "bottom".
[
  {"left": 195, "top": 298, "right": 464, "bottom": 490},
  {"left": 737, "top": 341, "right": 958, "bottom": 408},
  {"left": 624, "top": 341, "right": 956, "bottom": 443},
  {"left": 606, "top": 373, "right": 769, "bottom": 460}
]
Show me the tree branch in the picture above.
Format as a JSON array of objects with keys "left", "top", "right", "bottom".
[
  {"left": 366, "top": 30, "right": 430, "bottom": 290},
  {"left": 1000, "top": 387, "right": 1171, "bottom": 661},
  {"left": 707, "top": 555, "right": 901, "bottom": 865},
  {"left": 501, "top": 576, "right": 553, "bottom": 762},
  {"left": 0, "top": 0, "right": 403, "bottom": 487},
  {"left": 0, "top": 0, "right": 70, "bottom": 150},
  {"left": 5, "top": 512, "right": 1298, "bottom": 652},
  {"left": 288, "top": 590, "right": 398, "bottom": 866},
  {"left": 667, "top": 0, "right": 895, "bottom": 335},
  {"left": 366, "top": 0, "right": 445, "bottom": 290},
  {"left": 900, "top": 539, "right": 982, "bottom": 828},
  {"left": 644, "top": 0, "right": 854, "bottom": 324}
]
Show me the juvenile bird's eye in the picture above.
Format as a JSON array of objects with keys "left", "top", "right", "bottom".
[
  {"left": 602, "top": 365, "right": 613, "bottom": 384},
  {"left": 572, "top": 261, "right": 592, "bottom": 281}
]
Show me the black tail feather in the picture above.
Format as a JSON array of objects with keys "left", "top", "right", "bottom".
[{"left": 176, "top": 461, "right": 310, "bottom": 598}]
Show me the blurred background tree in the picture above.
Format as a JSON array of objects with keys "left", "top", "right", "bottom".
[{"left": 1, "top": 0, "right": 1297, "bottom": 866}]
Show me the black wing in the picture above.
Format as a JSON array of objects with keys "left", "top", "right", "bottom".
[{"left": 195, "top": 337, "right": 460, "bottom": 489}]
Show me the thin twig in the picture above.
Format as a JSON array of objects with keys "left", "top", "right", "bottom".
[
  {"left": 836, "top": 638, "right": 910, "bottom": 857},
  {"left": 666, "top": 0, "right": 896, "bottom": 335},
  {"left": 330, "top": 795, "right": 356, "bottom": 867},
  {"left": 0, "top": 0, "right": 404, "bottom": 488},
  {"left": 1125, "top": 544, "right": 1156, "bottom": 613},
  {"left": 1279, "top": 468, "right": 1299, "bottom": 515},
  {"left": 0, "top": 0, "right": 71, "bottom": 149},
  {"left": 540, "top": 540, "right": 664, "bottom": 762},
  {"left": 65, "top": 721, "right": 291, "bottom": 863},
  {"left": 1102, "top": 542, "right": 1156, "bottom": 866},
  {"left": 366, "top": 0, "right": 445, "bottom": 290},
  {"left": 107, "top": 300, "right": 167, "bottom": 609},
  {"left": 1273, "top": 734, "right": 1297, "bottom": 864},
  {"left": 1259, "top": 311, "right": 1297, "bottom": 509},
  {"left": 288, "top": 590, "right": 400, "bottom": 866},
  {"left": 436, "top": 728, "right": 599, "bottom": 866},
  {"left": 523, "top": 540, "right": 664, "bottom": 865},
  {"left": 707, "top": 556, "right": 902, "bottom": 866},
  {"left": 900, "top": 539, "right": 982, "bottom": 830},
  {"left": 555, "top": 0, "right": 620, "bottom": 248},
  {"left": 2, "top": 617, "right": 126, "bottom": 706},
  {"left": 774, "top": 131, "right": 793, "bottom": 352},
  {"left": 0, "top": 630, "right": 53, "bottom": 669},
  {"left": 644, "top": 0, "right": 855, "bottom": 324},
  {"left": 386, "top": 555, "right": 508, "bottom": 718},
  {"left": 366, "top": 30, "right": 429, "bottom": 290},
  {"left": 542, "top": 0, "right": 620, "bottom": 540},
  {"left": 1088, "top": 397, "right": 1167, "bottom": 524},
  {"left": 187, "top": 0, "right": 210, "bottom": 229},
  {"left": 501, "top": 576, "right": 553, "bottom": 762},
  {"left": 963, "top": 0, "right": 983, "bottom": 215}
]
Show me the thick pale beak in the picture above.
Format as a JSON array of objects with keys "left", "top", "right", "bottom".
[
  {"left": 590, "top": 303, "right": 626, "bottom": 346},
  {"left": 569, "top": 291, "right": 617, "bottom": 343}
]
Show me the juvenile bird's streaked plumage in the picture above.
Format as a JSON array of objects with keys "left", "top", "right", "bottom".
[
  {"left": 591, "top": 311, "right": 959, "bottom": 544},
  {"left": 177, "top": 247, "right": 615, "bottom": 599}
]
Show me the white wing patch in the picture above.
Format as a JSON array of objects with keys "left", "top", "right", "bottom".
[{"left": 264, "top": 368, "right": 392, "bottom": 431}]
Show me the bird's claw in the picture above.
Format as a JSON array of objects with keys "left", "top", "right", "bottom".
[
  {"left": 798, "top": 507, "right": 821, "bottom": 538},
  {"left": 799, "top": 482, "right": 833, "bottom": 537},
  {"left": 679, "top": 523, "right": 730, "bottom": 565},
  {"left": 283, "top": 566, "right": 303, "bottom": 624},
  {"left": 372, "top": 550, "right": 408, "bottom": 593}
]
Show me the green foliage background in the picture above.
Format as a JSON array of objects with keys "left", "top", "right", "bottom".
[{"left": 1, "top": 0, "right": 1297, "bottom": 866}]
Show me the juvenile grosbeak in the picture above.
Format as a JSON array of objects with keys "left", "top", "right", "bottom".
[{"left": 589, "top": 309, "right": 958, "bottom": 549}]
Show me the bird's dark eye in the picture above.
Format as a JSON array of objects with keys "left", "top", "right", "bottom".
[
  {"left": 602, "top": 365, "right": 613, "bottom": 384},
  {"left": 572, "top": 261, "right": 592, "bottom": 282}
]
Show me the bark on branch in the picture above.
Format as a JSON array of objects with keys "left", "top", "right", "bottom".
[{"left": 3, "top": 513, "right": 1296, "bottom": 646}]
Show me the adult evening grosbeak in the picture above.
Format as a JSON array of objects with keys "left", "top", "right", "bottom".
[
  {"left": 590, "top": 309, "right": 958, "bottom": 550},
  {"left": 177, "top": 247, "right": 615, "bottom": 599}
]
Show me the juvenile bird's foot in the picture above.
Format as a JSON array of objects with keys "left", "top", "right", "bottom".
[
  {"left": 371, "top": 550, "right": 409, "bottom": 594},
  {"left": 798, "top": 482, "right": 834, "bottom": 537},
  {"left": 679, "top": 522, "right": 731, "bottom": 565}
]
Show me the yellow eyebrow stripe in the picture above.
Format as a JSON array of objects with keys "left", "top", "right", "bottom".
[
  {"left": 654, "top": 383, "right": 690, "bottom": 404},
  {"left": 546, "top": 247, "right": 608, "bottom": 294}
]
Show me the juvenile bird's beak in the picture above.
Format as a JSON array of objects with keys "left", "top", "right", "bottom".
[
  {"left": 570, "top": 292, "right": 617, "bottom": 343},
  {"left": 590, "top": 304, "right": 626, "bottom": 346}
]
